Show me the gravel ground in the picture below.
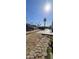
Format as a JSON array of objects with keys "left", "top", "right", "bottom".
[
  {"left": 26, "top": 32, "right": 44, "bottom": 55},
  {"left": 26, "top": 31, "right": 53, "bottom": 59}
]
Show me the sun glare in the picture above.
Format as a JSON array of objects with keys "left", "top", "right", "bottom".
[{"left": 44, "top": 3, "right": 51, "bottom": 13}]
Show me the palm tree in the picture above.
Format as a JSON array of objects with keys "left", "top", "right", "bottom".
[{"left": 44, "top": 18, "right": 46, "bottom": 28}]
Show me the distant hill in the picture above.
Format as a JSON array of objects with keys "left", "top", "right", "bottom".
[
  {"left": 26, "top": 23, "right": 53, "bottom": 32},
  {"left": 26, "top": 23, "right": 37, "bottom": 31}
]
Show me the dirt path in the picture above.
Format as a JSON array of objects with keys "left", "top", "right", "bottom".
[{"left": 26, "top": 31, "right": 53, "bottom": 59}]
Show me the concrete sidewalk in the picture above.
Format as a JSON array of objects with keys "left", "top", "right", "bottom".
[{"left": 37, "top": 29, "right": 53, "bottom": 35}]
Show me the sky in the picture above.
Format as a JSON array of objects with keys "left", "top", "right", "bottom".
[{"left": 26, "top": 0, "right": 53, "bottom": 26}]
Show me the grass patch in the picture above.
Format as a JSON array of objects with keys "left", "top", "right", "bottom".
[{"left": 47, "top": 47, "right": 52, "bottom": 59}]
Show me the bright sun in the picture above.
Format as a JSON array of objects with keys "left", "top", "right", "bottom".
[{"left": 44, "top": 3, "right": 51, "bottom": 13}]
